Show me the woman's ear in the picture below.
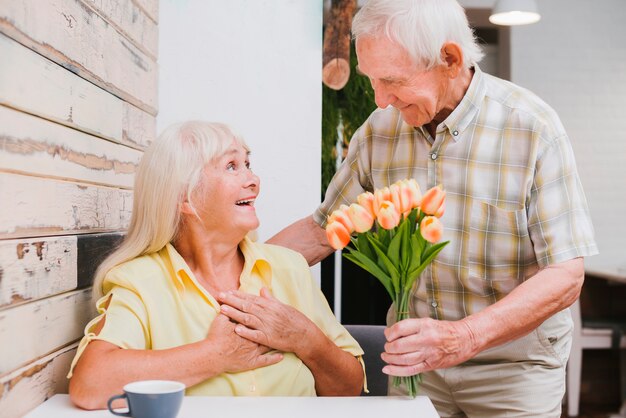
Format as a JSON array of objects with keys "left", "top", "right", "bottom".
[
  {"left": 179, "top": 200, "right": 195, "bottom": 215},
  {"left": 441, "top": 42, "right": 464, "bottom": 78}
]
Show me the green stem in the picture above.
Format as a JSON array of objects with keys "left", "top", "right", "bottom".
[{"left": 391, "top": 279, "right": 420, "bottom": 397}]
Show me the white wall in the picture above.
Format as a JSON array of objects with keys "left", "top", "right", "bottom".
[
  {"left": 507, "top": 0, "right": 626, "bottom": 276},
  {"left": 158, "top": 0, "right": 323, "bottom": 245}
]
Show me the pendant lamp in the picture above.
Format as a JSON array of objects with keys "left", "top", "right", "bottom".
[{"left": 489, "top": 0, "right": 541, "bottom": 26}]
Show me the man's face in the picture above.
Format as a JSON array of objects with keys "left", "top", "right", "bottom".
[{"left": 356, "top": 36, "right": 450, "bottom": 128}]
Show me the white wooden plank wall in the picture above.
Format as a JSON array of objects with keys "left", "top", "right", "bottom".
[{"left": 0, "top": 0, "right": 158, "bottom": 415}]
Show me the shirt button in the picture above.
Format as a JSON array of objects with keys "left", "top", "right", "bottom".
[
  {"left": 430, "top": 153, "right": 437, "bottom": 160},
  {"left": 431, "top": 301, "right": 438, "bottom": 308},
  {"left": 452, "top": 130, "right": 459, "bottom": 136}
]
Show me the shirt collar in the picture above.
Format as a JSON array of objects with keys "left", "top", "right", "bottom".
[
  {"left": 163, "top": 235, "right": 272, "bottom": 291},
  {"left": 440, "top": 65, "right": 486, "bottom": 141},
  {"left": 238, "top": 236, "right": 273, "bottom": 289}
]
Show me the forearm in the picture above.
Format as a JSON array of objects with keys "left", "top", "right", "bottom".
[
  {"left": 296, "top": 327, "right": 364, "bottom": 396},
  {"left": 267, "top": 215, "right": 333, "bottom": 266},
  {"left": 70, "top": 340, "right": 222, "bottom": 410},
  {"left": 462, "top": 257, "right": 584, "bottom": 356}
]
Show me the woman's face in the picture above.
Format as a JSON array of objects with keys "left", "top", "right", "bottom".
[{"left": 193, "top": 140, "right": 260, "bottom": 238}]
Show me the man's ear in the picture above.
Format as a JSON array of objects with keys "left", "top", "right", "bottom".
[{"left": 441, "top": 42, "right": 464, "bottom": 78}]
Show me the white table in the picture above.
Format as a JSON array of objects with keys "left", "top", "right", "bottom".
[{"left": 24, "top": 394, "right": 439, "bottom": 418}]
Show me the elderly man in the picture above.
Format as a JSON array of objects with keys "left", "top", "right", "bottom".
[{"left": 269, "top": 0, "right": 597, "bottom": 416}]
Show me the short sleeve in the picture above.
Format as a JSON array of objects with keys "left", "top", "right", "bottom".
[
  {"left": 67, "top": 273, "right": 150, "bottom": 378},
  {"left": 314, "top": 123, "right": 371, "bottom": 227},
  {"left": 528, "top": 134, "right": 598, "bottom": 266}
]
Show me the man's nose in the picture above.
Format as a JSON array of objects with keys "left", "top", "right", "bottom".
[{"left": 373, "top": 83, "right": 394, "bottom": 109}]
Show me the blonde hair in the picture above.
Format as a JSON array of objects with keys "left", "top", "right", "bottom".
[
  {"left": 352, "top": 0, "right": 484, "bottom": 70},
  {"left": 92, "top": 121, "right": 248, "bottom": 299}
]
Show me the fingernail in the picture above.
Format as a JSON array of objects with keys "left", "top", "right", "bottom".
[
  {"left": 218, "top": 292, "right": 226, "bottom": 299},
  {"left": 220, "top": 305, "right": 228, "bottom": 312}
]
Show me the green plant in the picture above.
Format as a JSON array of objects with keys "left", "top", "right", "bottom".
[{"left": 321, "top": 41, "right": 376, "bottom": 198}]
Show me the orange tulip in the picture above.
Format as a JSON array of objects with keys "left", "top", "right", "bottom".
[
  {"left": 328, "top": 204, "right": 354, "bottom": 233},
  {"left": 377, "top": 201, "right": 401, "bottom": 230},
  {"left": 326, "top": 221, "right": 351, "bottom": 250},
  {"left": 420, "top": 216, "right": 443, "bottom": 243},
  {"left": 390, "top": 183, "right": 408, "bottom": 214},
  {"left": 420, "top": 185, "right": 445, "bottom": 216},
  {"left": 403, "top": 179, "right": 422, "bottom": 210},
  {"left": 356, "top": 192, "right": 376, "bottom": 219},
  {"left": 434, "top": 199, "right": 445, "bottom": 218},
  {"left": 348, "top": 203, "right": 375, "bottom": 233},
  {"left": 373, "top": 187, "right": 392, "bottom": 216}
]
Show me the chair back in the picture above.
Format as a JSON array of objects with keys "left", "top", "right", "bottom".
[{"left": 344, "top": 324, "right": 388, "bottom": 396}]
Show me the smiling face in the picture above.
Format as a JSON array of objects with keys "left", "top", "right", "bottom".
[
  {"left": 192, "top": 140, "right": 260, "bottom": 239},
  {"left": 355, "top": 36, "right": 452, "bottom": 129}
]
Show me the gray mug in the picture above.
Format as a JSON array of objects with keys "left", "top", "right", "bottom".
[{"left": 107, "top": 380, "right": 185, "bottom": 418}]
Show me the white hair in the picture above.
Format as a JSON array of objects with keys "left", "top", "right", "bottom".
[
  {"left": 92, "top": 121, "right": 248, "bottom": 299},
  {"left": 352, "top": 0, "right": 484, "bottom": 70}
]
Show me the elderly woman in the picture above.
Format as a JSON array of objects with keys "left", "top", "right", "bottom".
[{"left": 68, "top": 121, "right": 364, "bottom": 409}]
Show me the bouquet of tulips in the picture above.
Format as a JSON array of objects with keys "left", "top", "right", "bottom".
[{"left": 325, "top": 179, "right": 449, "bottom": 397}]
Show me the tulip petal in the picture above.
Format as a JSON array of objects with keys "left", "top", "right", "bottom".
[
  {"left": 377, "top": 201, "right": 401, "bottom": 230},
  {"left": 420, "top": 216, "right": 443, "bottom": 243},
  {"left": 348, "top": 203, "right": 375, "bottom": 233},
  {"left": 326, "top": 221, "right": 351, "bottom": 250},
  {"left": 421, "top": 185, "right": 445, "bottom": 216}
]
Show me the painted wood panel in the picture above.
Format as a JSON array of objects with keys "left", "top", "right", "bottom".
[
  {"left": 0, "top": 0, "right": 158, "bottom": 115},
  {"left": 0, "top": 233, "right": 125, "bottom": 310},
  {"left": 0, "top": 173, "right": 132, "bottom": 239},
  {"left": 133, "top": 0, "right": 159, "bottom": 24},
  {"left": 0, "top": 33, "right": 121, "bottom": 142},
  {"left": 0, "top": 236, "right": 77, "bottom": 309},
  {"left": 0, "top": 33, "right": 155, "bottom": 150},
  {"left": 0, "top": 344, "right": 77, "bottom": 418},
  {"left": 0, "top": 289, "right": 93, "bottom": 375},
  {"left": 76, "top": 232, "right": 124, "bottom": 289},
  {"left": 123, "top": 102, "right": 155, "bottom": 149},
  {"left": 84, "top": 0, "right": 158, "bottom": 59},
  {"left": 0, "top": 105, "right": 142, "bottom": 188}
]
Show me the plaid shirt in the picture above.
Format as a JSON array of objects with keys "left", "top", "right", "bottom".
[{"left": 315, "top": 66, "right": 598, "bottom": 321}]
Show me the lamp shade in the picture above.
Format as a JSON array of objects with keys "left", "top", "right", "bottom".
[{"left": 489, "top": 0, "right": 541, "bottom": 26}]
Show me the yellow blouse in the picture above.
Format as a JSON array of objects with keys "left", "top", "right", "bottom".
[{"left": 68, "top": 237, "right": 364, "bottom": 396}]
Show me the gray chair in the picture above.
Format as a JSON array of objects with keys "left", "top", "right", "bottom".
[{"left": 345, "top": 324, "right": 388, "bottom": 396}]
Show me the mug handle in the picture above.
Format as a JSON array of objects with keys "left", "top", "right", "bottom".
[{"left": 107, "top": 393, "right": 132, "bottom": 417}]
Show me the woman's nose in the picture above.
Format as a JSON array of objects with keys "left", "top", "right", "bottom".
[{"left": 245, "top": 170, "right": 259, "bottom": 189}]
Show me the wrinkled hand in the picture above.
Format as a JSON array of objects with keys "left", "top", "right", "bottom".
[
  {"left": 218, "top": 288, "right": 313, "bottom": 356},
  {"left": 206, "top": 313, "right": 283, "bottom": 374},
  {"left": 380, "top": 318, "right": 477, "bottom": 377}
]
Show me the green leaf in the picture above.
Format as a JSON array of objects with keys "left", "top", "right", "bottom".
[
  {"left": 367, "top": 235, "right": 401, "bottom": 293},
  {"left": 408, "top": 208, "right": 418, "bottom": 226},
  {"left": 408, "top": 234, "right": 423, "bottom": 273},
  {"left": 343, "top": 251, "right": 395, "bottom": 300},
  {"left": 406, "top": 241, "right": 450, "bottom": 290},
  {"left": 400, "top": 219, "right": 410, "bottom": 272},
  {"left": 368, "top": 231, "right": 384, "bottom": 248},
  {"left": 356, "top": 233, "right": 375, "bottom": 260},
  {"left": 387, "top": 220, "right": 405, "bottom": 267},
  {"left": 378, "top": 227, "right": 391, "bottom": 248},
  {"left": 422, "top": 240, "right": 449, "bottom": 262}
]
